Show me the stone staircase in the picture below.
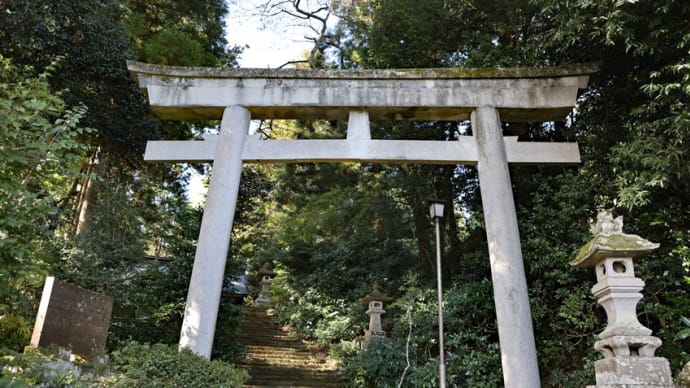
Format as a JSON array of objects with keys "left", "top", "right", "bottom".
[{"left": 237, "top": 306, "right": 345, "bottom": 388}]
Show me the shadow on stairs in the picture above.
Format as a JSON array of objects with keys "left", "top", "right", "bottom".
[{"left": 237, "top": 306, "right": 346, "bottom": 388}]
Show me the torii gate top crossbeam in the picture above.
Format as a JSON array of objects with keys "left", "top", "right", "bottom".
[{"left": 127, "top": 61, "right": 598, "bottom": 122}]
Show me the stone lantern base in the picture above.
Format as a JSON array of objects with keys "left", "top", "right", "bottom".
[{"left": 588, "top": 356, "right": 674, "bottom": 388}]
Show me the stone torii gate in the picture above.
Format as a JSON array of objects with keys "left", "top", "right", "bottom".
[{"left": 128, "top": 61, "right": 596, "bottom": 388}]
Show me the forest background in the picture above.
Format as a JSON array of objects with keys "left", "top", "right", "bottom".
[{"left": 0, "top": 0, "right": 688, "bottom": 386}]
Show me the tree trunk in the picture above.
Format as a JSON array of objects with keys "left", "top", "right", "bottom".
[
  {"left": 74, "top": 149, "right": 105, "bottom": 237},
  {"left": 441, "top": 165, "right": 463, "bottom": 279}
]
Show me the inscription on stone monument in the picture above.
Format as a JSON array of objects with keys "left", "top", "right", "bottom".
[{"left": 30, "top": 276, "right": 113, "bottom": 355}]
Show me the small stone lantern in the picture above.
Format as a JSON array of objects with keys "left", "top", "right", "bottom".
[
  {"left": 570, "top": 211, "right": 674, "bottom": 387},
  {"left": 360, "top": 282, "right": 393, "bottom": 345},
  {"left": 253, "top": 262, "right": 276, "bottom": 306}
]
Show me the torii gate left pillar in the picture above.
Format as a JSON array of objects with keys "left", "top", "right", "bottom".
[
  {"left": 128, "top": 61, "right": 597, "bottom": 388},
  {"left": 177, "top": 105, "right": 249, "bottom": 354}
]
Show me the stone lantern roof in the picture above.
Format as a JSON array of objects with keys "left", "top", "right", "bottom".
[
  {"left": 360, "top": 282, "right": 393, "bottom": 304},
  {"left": 258, "top": 262, "right": 276, "bottom": 277},
  {"left": 570, "top": 211, "right": 659, "bottom": 268}
]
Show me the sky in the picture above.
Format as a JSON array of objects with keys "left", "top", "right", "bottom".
[
  {"left": 189, "top": 1, "right": 329, "bottom": 205},
  {"left": 225, "top": 1, "right": 331, "bottom": 68}
]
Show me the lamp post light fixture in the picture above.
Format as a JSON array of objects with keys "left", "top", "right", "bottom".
[{"left": 429, "top": 201, "right": 446, "bottom": 388}]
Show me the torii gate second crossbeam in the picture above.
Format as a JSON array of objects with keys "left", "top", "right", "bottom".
[{"left": 128, "top": 61, "right": 597, "bottom": 388}]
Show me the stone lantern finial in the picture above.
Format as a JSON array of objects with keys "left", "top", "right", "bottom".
[
  {"left": 360, "top": 282, "right": 393, "bottom": 346},
  {"left": 571, "top": 211, "right": 673, "bottom": 387}
]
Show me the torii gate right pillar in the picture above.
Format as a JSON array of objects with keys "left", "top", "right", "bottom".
[{"left": 472, "top": 106, "right": 541, "bottom": 387}]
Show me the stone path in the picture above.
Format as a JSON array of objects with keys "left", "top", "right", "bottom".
[{"left": 237, "top": 307, "right": 345, "bottom": 388}]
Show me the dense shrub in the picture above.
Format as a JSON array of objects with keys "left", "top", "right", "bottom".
[
  {"left": 1, "top": 342, "right": 249, "bottom": 387},
  {"left": 105, "top": 342, "right": 249, "bottom": 387},
  {"left": 0, "top": 314, "right": 31, "bottom": 353},
  {"left": 0, "top": 347, "right": 100, "bottom": 387},
  {"left": 342, "top": 339, "right": 407, "bottom": 388}
]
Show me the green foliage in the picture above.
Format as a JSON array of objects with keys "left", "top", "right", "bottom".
[
  {"left": 340, "top": 275, "right": 502, "bottom": 387},
  {"left": 0, "top": 0, "right": 157, "bottom": 160},
  {"left": 235, "top": 1, "right": 690, "bottom": 385},
  {"left": 343, "top": 339, "right": 407, "bottom": 388},
  {"left": 0, "top": 55, "right": 92, "bottom": 317},
  {"left": 76, "top": 184, "right": 146, "bottom": 262},
  {"left": 105, "top": 342, "right": 249, "bottom": 387},
  {"left": 2, "top": 0, "right": 689, "bottom": 386},
  {"left": 0, "top": 347, "right": 99, "bottom": 387},
  {"left": 676, "top": 317, "right": 690, "bottom": 341},
  {"left": 0, "top": 342, "right": 249, "bottom": 387},
  {"left": 271, "top": 269, "right": 363, "bottom": 342},
  {"left": 0, "top": 314, "right": 31, "bottom": 353},
  {"left": 122, "top": 0, "right": 240, "bottom": 67},
  {"left": 143, "top": 28, "right": 219, "bottom": 67}
]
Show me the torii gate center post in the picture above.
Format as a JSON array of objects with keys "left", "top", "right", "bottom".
[{"left": 128, "top": 61, "right": 596, "bottom": 388}]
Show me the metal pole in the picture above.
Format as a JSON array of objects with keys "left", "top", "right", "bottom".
[{"left": 435, "top": 217, "right": 446, "bottom": 388}]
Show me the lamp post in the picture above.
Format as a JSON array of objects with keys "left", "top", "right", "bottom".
[{"left": 429, "top": 201, "right": 446, "bottom": 388}]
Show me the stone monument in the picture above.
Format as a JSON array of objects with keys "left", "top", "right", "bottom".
[
  {"left": 360, "top": 282, "right": 393, "bottom": 345},
  {"left": 571, "top": 211, "right": 674, "bottom": 387},
  {"left": 30, "top": 276, "right": 113, "bottom": 356},
  {"left": 253, "top": 262, "right": 276, "bottom": 306}
]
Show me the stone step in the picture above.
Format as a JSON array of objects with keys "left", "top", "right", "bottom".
[
  {"left": 242, "top": 365, "right": 339, "bottom": 374},
  {"left": 236, "top": 334, "right": 301, "bottom": 342},
  {"left": 244, "top": 384, "right": 344, "bottom": 388},
  {"left": 242, "top": 355, "right": 319, "bottom": 363},
  {"left": 237, "top": 338, "right": 304, "bottom": 345},
  {"left": 244, "top": 385, "right": 344, "bottom": 388},
  {"left": 241, "top": 359, "right": 332, "bottom": 368},
  {"left": 246, "top": 353, "right": 317, "bottom": 363},
  {"left": 237, "top": 330, "right": 293, "bottom": 337},
  {"left": 244, "top": 372, "right": 344, "bottom": 385},
  {"left": 238, "top": 307, "right": 344, "bottom": 388},
  {"left": 241, "top": 356, "right": 325, "bottom": 365},
  {"left": 243, "top": 382, "right": 344, "bottom": 388},
  {"left": 243, "top": 345, "right": 311, "bottom": 353}
]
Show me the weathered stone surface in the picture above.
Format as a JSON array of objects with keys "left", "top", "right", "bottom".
[
  {"left": 361, "top": 283, "right": 392, "bottom": 345},
  {"left": 571, "top": 233, "right": 660, "bottom": 268},
  {"left": 677, "top": 361, "right": 690, "bottom": 387},
  {"left": 127, "top": 61, "right": 597, "bottom": 122},
  {"left": 573, "top": 211, "right": 674, "bottom": 387},
  {"left": 29, "top": 277, "right": 113, "bottom": 355},
  {"left": 143, "top": 135, "right": 581, "bottom": 166},
  {"left": 594, "top": 357, "right": 674, "bottom": 386},
  {"left": 571, "top": 211, "right": 659, "bottom": 268},
  {"left": 178, "top": 106, "right": 250, "bottom": 359},
  {"left": 594, "top": 335, "right": 661, "bottom": 357},
  {"left": 254, "top": 262, "right": 276, "bottom": 306},
  {"left": 472, "top": 106, "right": 541, "bottom": 388}
]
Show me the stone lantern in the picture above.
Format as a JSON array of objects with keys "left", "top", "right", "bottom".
[
  {"left": 253, "top": 262, "right": 276, "bottom": 306},
  {"left": 570, "top": 211, "right": 674, "bottom": 387},
  {"left": 360, "top": 282, "right": 393, "bottom": 345}
]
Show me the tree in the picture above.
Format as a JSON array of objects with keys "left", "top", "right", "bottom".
[
  {"left": 122, "top": 0, "right": 240, "bottom": 67},
  {"left": 0, "top": 0, "right": 245, "bottom": 354},
  {"left": 0, "top": 56, "right": 91, "bottom": 317}
]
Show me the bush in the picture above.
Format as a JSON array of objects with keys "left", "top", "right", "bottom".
[
  {"left": 342, "top": 339, "right": 407, "bottom": 388},
  {"left": 0, "top": 347, "right": 97, "bottom": 387},
  {"left": 104, "top": 342, "right": 249, "bottom": 387},
  {"left": 0, "top": 314, "right": 31, "bottom": 353}
]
